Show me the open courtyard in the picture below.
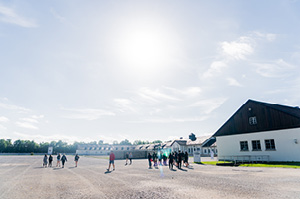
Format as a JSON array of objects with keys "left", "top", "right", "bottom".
[{"left": 0, "top": 155, "right": 300, "bottom": 199}]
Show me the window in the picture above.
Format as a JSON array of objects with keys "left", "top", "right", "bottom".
[
  {"left": 249, "top": 116, "right": 257, "bottom": 125},
  {"left": 240, "top": 141, "right": 249, "bottom": 151},
  {"left": 204, "top": 149, "right": 207, "bottom": 153},
  {"left": 252, "top": 140, "right": 261, "bottom": 151},
  {"left": 115, "top": 147, "right": 118, "bottom": 150},
  {"left": 197, "top": 148, "right": 200, "bottom": 151},
  {"left": 265, "top": 139, "right": 276, "bottom": 150}
]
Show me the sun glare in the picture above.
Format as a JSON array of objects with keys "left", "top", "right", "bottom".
[{"left": 113, "top": 22, "right": 176, "bottom": 77}]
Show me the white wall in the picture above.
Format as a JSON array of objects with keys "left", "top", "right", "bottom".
[{"left": 216, "top": 127, "right": 300, "bottom": 162}]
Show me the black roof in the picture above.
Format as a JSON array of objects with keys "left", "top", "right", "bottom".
[
  {"left": 213, "top": 99, "right": 300, "bottom": 137},
  {"left": 202, "top": 137, "right": 216, "bottom": 147}
]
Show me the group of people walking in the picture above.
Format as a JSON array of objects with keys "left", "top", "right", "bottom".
[
  {"left": 147, "top": 150, "right": 189, "bottom": 169},
  {"left": 43, "top": 153, "right": 79, "bottom": 168}
]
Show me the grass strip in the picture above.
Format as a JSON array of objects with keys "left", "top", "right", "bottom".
[{"left": 201, "top": 161, "right": 300, "bottom": 168}]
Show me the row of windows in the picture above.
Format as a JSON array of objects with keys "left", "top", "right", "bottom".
[
  {"left": 240, "top": 139, "right": 276, "bottom": 151},
  {"left": 84, "top": 147, "right": 135, "bottom": 151},
  {"left": 187, "top": 148, "right": 218, "bottom": 154}
]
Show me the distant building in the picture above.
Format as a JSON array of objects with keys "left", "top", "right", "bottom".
[
  {"left": 213, "top": 99, "right": 300, "bottom": 162},
  {"left": 76, "top": 144, "right": 136, "bottom": 155}
]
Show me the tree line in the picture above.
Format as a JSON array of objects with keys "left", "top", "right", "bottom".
[{"left": 0, "top": 139, "right": 163, "bottom": 153}]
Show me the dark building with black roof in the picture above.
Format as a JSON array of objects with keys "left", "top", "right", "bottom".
[{"left": 213, "top": 99, "right": 300, "bottom": 162}]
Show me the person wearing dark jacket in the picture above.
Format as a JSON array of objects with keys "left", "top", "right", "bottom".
[
  {"left": 48, "top": 155, "right": 53, "bottom": 167},
  {"left": 43, "top": 154, "right": 48, "bottom": 168},
  {"left": 147, "top": 153, "right": 152, "bottom": 169},
  {"left": 61, "top": 154, "right": 67, "bottom": 168},
  {"left": 184, "top": 151, "right": 189, "bottom": 167},
  {"left": 74, "top": 154, "right": 80, "bottom": 167},
  {"left": 168, "top": 152, "right": 174, "bottom": 169},
  {"left": 178, "top": 150, "right": 183, "bottom": 169},
  {"left": 56, "top": 153, "right": 61, "bottom": 167}
]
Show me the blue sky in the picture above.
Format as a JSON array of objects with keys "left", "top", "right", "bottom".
[{"left": 1, "top": 0, "right": 300, "bottom": 144}]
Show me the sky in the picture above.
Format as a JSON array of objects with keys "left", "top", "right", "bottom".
[{"left": 1, "top": 0, "right": 300, "bottom": 144}]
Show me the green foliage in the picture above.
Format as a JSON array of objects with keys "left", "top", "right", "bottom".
[
  {"left": 133, "top": 140, "right": 150, "bottom": 145},
  {"left": 119, "top": 139, "right": 132, "bottom": 145}
]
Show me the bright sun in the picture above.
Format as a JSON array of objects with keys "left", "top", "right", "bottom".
[{"left": 113, "top": 21, "right": 177, "bottom": 76}]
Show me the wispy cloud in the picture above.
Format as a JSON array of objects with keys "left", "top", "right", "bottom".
[
  {"left": 61, "top": 107, "right": 115, "bottom": 120},
  {"left": 138, "top": 87, "right": 181, "bottom": 103},
  {"left": 0, "top": 116, "right": 9, "bottom": 122},
  {"left": 15, "top": 122, "right": 38, "bottom": 130},
  {"left": 50, "top": 8, "right": 66, "bottom": 23},
  {"left": 114, "top": 98, "right": 137, "bottom": 113},
  {"left": 0, "top": 5, "right": 37, "bottom": 27},
  {"left": 190, "top": 98, "right": 227, "bottom": 114},
  {"left": 163, "top": 86, "right": 202, "bottom": 97},
  {"left": 227, "top": 77, "right": 243, "bottom": 87},
  {"left": 0, "top": 102, "right": 31, "bottom": 112},
  {"left": 0, "top": 124, "right": 7, "bottom": 130},
  {"left": 128, "top": 116, "right": 210, "bottom": 123},
  {"left": 221, "top": 36, "right": 254, "bottom": 60},
  {"left": 202, "top": 61, "right": 227, "bottom": 78},
  {"left": 254, "top": 59, "right": 295, "bottom": 78}
]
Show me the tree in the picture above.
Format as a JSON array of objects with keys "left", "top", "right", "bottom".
[
  {"left": 119, "top": 139, "right": 132, "bottom": 145},
  {"left": 0, "top": 139, "right": 7, "bottom": 153},
  {"left": 189, "top": 133, "right": 197, "bottom": 141},
  {"left": 98, "top": 140, "right": 104, "bottom": 145},
  {"left": 152, "top": 140, "right": 162, "bottom": 144}
]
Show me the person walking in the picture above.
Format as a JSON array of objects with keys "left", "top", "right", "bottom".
[
  {"left": 129, "top": 152, "right": 133, "bottom": 165},
  {"left": 61, "top": 154, "right": 67, "bottom": 168},
  {"left": 56, "top": 153, "right": 61, "bottom": 167},
  {"left": 168, "top": 152, "right": 174, "bottom": 169},
  {"left": 125, "top": 152, "right": 129, "bottom": 165},
  {"left": 163, "top": 153, "right": 167, "bottom": 166},
  {"left": 152, "top": 152, "right": 157, "bottom": 167},
  {"left": 184, "top": 151, "right": 189, "bottom": 167},
  {"left": 107, "top": 151, "right": 115, "bottom": 171},
  {"left": 174, "top": 151, "right": 178, "bottom": 167},
  {"left": 178, "top": 150, "right": 183, "bottom": 169},
  {"left": 147, "top": 152, "right": 152, "bottom": 169},
  {"left": 74, "top": 154, "right": 80, "bottom": 167},
  {"left": 43, "top": 154, "right": 48, "bottom": 168},
  {"left": 48, "top": 155, "right": 53, "bottom": 167}
]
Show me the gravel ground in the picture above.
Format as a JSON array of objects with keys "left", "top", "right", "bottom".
[{"left": 0, "top": 155, "right": 300, "bottom": 199}]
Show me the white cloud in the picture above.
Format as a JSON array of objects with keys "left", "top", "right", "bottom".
[
  {"left": 138, "top": 87, "right": 181, "bottom": 103},
  {"left": 50, "top": 8, "right": 66, "bottom": 23},
  {"left": 61, "top": 107, "right": 115, "bottom": 120},
  {"left": 128, "top": 116, "right": 210, "bottom": 123},
  {"left": 227, "top": 77, "right": 243, "bottom": 87},
  {"left": 15, "top": 122, "right": 38, "bottom": 130},
  {"left": 254, "top": 59, "right": 295, "bottom": 78},
  {"left": 0, "top": 116, "right": 9, "bottom": 122},
  {"left": 114, "top": 98, "right": 137, "bottom": 113},
  {"left": 20, "top": 118, "right": 38, "bottom": 123},
  {"left": 190, "top": 98, "right": 227, "bottom": 114},
  {"left": 0, "top": 5, "right": 37, "bottom": 27},
  {"left": 221, "top": 36, "right": 254, "bottom": 60},
  {"left": 253, "top": 31, "right": 277, "bottom": 42},
  {"left": 164, "top": 86, "right": 202, "bottom": 97},
  {"left": 0, "top": 102, "right": 31, "bottom": 112},
  {"left": 0, "top": 124, "right": 7, "bottom": 130},
  {"left": 202, "top": 61, "right": 227, "bottom": 78}
]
